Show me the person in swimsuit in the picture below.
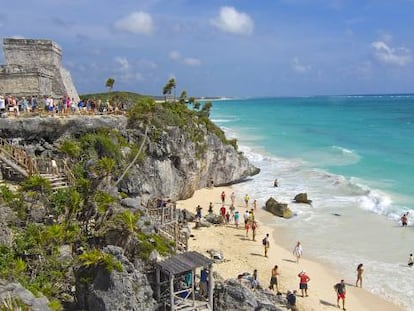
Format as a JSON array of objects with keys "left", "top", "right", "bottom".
[
  {"left": 356, "top": 263, "right": 364, "bottom": 287},
  {"left": 334, "top": 279, "right": 346, "bottom": 310}
]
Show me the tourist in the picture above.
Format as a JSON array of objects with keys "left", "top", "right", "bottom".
[
  {"left": 234, "top": 211, "right": 240, "bottom": 228},
  {"left": 298, "top": 270, "right": 310, "bottom": 297},
  {"left": 269, "top": 265, "right": 280, "bottom": 293},
  {"left": 230, "top": 192, "right": 236, "bottom": 205},
  {"left": 262, "top": 233, "right": 270, "bottom": 257},
  {"left": 199, "top": 268, "right": 209, "bottom": 298},
  {"left": 0, "top": 95, "right": 5, "bottom": 115},
  {"left": 245, "top": 219, "right": 250, "bottom": 237},
  {"left": 334, "top": 279, "right": 346, "bottom": 310},
  {"left": 243, "top": 209, "right": 249, "bottom": 226},
  {"left": 251, "top": 269, "right": 259, "bottom": 289},
  {"left": 208, "top": 202, "right": 213, "bottom": 214},
  {"left": 220, "top": 205, "right": 226, "bottom": 223},
  {"left": 293, "top": 241, "right": 303, "bottom": 264},
  {"left": 225, "top": 211, "right": 230, "bottom": 224},
  {"left": 51, "top": 158, "right": 58, "bottom": 175},
  {"left": 244, "top": 194, "right": 250, "bottom": 207},
  {"left": 221, "top": 191, "right": 226, "bottom": 204},
  {"left": 401, "top": 212, "right": 409, "bottom": 227},
  {"left": 274, "top": 179, "right": 279, "bottom": 187},
  {"left": 286, "top": 290, "right": 297, "bottom": 311},
  {"left": 251, "top": 221, "right": 257, "bottom": 241},
  {"left": 356, "top": 263, "right": 364, "bottom": 287},
  {"left": 196, "top": 205, "right": 202, "bottom": 219},
  {"left": 229, "top": 203, "right": 235, "bottom": 221},
  {"left": 408, "top": 254, "right": 414, "bottom": 267},
  {"left": 253, "top": 199, "right": 257, "bottom": 211}
]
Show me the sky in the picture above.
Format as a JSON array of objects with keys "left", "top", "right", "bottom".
[{"left": 1, "top": 0, "right": 414, "bottom": 97}]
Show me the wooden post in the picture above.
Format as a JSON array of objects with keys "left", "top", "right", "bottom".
[
  {"left": 170, "top": 274, "right": 175, "bottom": 311},
  {"left": 208, "top": 263, "right": 214, "bottom": 309}
]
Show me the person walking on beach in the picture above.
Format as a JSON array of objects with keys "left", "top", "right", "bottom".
[
  {"left": 244, "top": 194, "right": 250, "bottom": 208},
  {"left": 252, "top": 221, "right": 257, "bottom": 241},
  {"left": 408, "top": 254, "right": 414, "bottom": 267},
  {"left": 253, "top": 199, "right": 257, "bottom": 211},
  {"left": 221, "top": 191, "right": 226, "bottom": 204},
  {"left": 243, "top": 210, "right": 249, "bottom": 226},
  {"left": 231, "top": 192, "right": 236, "bottom": 205},
  {"left": 245, "top": 220, "right": 250, "bottom": 237},
  {"left": 298, "top": 270, "right": 310, "bottom": 297},
  {"left": 234, "top": 211, "right": 240, "bottom": 228},
  {"left": 270, "top": 265, "right": 280, "bottom": 293},
  {"left": 334, "top": 279, "right": 346, "bottom": 310},
  {"left": 220, "top": 205, "right": 226, "bottom": 223},
  {"left": 208, "top": 202, "right": 213, "bottom": 214},
  {"left": 356, "top": 263, "right": 364, "bottom": 287},
  {"left": 262, "top": 233, "right": 270, "bottom": 257},
  {"left": 293, "top": 241, "right": 303, "bottom": 264},
  {"left": 401, "top": 212, "right": 409, "bottom": 227}
]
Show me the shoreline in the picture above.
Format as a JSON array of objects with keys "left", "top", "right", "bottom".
[{"left": 177, "top": 186, "right": 403, "bottom": 311}]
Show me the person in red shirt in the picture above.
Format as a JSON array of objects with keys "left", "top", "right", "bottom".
[
  {"left": 220, "top": 205, "right": 226, "bottom": 223},
  {"left": 298, "top": 270, "right": 310, "bottom": 297}
]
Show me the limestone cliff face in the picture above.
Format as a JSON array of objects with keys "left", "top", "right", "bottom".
[
  {"left": 0, "top": 115, "right": 259, "bottom": 202},
  {"left": 120, "top": 125, "right": 259, "bottom": 204}
]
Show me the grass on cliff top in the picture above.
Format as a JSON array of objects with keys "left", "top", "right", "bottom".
[{"left": 80, "top": 91, "right": 163, "bottom": 103}]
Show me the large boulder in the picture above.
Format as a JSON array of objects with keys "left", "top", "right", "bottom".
[
  {"left": 264, "top": 197, "right": 293, "bottom": 219},
  {"left": 293, "top": 193, "right": 312, "bottom": 204},
  {"left": 75, "top": 245, "right": 156, "bottom": 311},
  {"left": 214, "top": 279, "right": 285, "bottom": 311},
  {"left": 0, "top": 279, "right": 51, "bottom": 311}
]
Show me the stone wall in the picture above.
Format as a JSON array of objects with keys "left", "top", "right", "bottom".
[{"left": 0, "top": 38, "right": 79, "bottom": 102}]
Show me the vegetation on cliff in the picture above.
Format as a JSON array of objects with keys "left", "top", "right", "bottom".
[{"left": 0, "top": 91, "right": 244, "bottom": 310}]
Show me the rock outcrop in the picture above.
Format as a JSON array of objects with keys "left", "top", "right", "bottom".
[
  {"left": 214, "top": 279, "right": 286, "bottom": 311},
  {"left": 75, "top": 246, "right": 156, "bottom": 311},
  {"left": 264, "top": 197, "right": 293, "bottom": 218},
  {"left": 0, "top": 279, "right": 51, "bottom": 311},
  {"left": 0, "top": 116, "right": 259, "bottom": 203},
  {"left": 293, "top": 193, "right": 312, "bottom": 204}
]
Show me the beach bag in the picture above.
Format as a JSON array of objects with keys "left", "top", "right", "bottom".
[{"left": 262, "top": 238, "right": 267, "bottom": 246}]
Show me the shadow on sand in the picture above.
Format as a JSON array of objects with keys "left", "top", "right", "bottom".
[
  {"left": 282, "top": 259, "right": 297, "bottom": 264},
  {"left": 320, "top": 300, "right": 337, "bottom": 307},
  {"left": 250, "top": 252, "right": 264, "bottom": 257}
]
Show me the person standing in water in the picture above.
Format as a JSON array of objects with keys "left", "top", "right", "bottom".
[
  {"left": 408, "top": 254, "right": 414, "bottom": 267},
  {"left": 401, "top": 212, "right": 409, "bottom": 227},
  {"left": 356, "top": 263, "right": 364, "bottom": 287},
  {"left": 293, "top": 241, "right": 303, "bottom": 264}
]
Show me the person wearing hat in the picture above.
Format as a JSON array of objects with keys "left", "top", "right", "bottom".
[{"left": 298, "top": 270, "right": 310, "bottom": 297}]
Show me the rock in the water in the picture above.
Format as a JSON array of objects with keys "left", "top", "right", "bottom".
[
  {"left": 293, "top": 193, "right": 312, "bottom": 204},
  {"left": 264, "top": 197, "right": 293, "bottom": 218}
]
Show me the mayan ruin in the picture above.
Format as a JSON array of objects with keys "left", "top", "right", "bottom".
[{"left": 0, "top": 38, "right": 79, "bottom": 101}]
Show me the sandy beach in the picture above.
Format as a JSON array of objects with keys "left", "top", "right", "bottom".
[{"left": 176, "top": 186, "right": 403, "bottom": 311}]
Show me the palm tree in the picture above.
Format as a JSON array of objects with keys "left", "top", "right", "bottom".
[
  {"left": 105, "top": 78, "right": 115, "bottom": 92},
  {"left": 179, "top": 90, "right": 187, "bottom": 105},
  {"left": 162, "top": 78, "right": 177, "bottom": 103}
]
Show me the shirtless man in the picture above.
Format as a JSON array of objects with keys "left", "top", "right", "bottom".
[
  {"left": 401, "top": 213, "right": 408, "bottom": 227},
  {"left": 270, "top": 265, "right": 280, "bottom": 292}
]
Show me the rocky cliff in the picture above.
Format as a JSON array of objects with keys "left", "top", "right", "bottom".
[{"left": 0, "top": 114, "right": 259, "bottom": 203}]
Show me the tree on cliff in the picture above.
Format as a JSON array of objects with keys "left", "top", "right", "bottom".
[
  {"left": 105, "top": 78, "right": 115, "bottom": 92},
  {"left": 162, "top": 78, "right": 176, "bottom": 103}
]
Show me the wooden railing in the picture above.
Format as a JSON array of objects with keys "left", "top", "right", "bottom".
[
  {"left": 145, "top": 200, "right": 188, "bottom": 252},
  {"left": 0, "top": 137, "right": 38, "bottom": 175}
]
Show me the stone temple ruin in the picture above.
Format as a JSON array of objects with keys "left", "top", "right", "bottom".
[{"left": 0, "top": 38, "right": 79, "bottom": 102}]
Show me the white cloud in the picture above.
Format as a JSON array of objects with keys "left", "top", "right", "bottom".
[
  {"left": 169, "top": 50, "right": 181, "bottom": 61},
  {"left": 169, "top": 50, "right": 201, "bottom": 67},
  {"left": 183, "top": 58, "right": 201, "bottom": 66},
  {"left": 114, "top": 11, "right": 154, "bottom": 35},
  {"left": 292, "top": 57, "right": 311, "bottom": 73},
  {"left": 115, "top": 57, "right": 129, "bottom": 71},
  {"left": 371, "top": 41, "right": 411, "bottom": 66},
  {"left": 211, "top": 6, "right": 254, "bottom": 36}
]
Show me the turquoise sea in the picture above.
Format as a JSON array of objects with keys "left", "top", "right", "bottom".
[{"left": 208, "top": 95, "right": 414, "bottom": 310}]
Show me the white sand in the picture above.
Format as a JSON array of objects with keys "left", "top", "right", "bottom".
[{"left": 176, "top": 186, "right": 403, "bottom": 311}]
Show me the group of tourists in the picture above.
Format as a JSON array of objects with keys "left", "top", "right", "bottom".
[{"left": 0, "top": 94, "right": 126, "bottom": 117}]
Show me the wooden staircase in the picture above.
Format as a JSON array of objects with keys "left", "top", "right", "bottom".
[{"left": 0, "top": 137, "right": 72, "bottom": 190}]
